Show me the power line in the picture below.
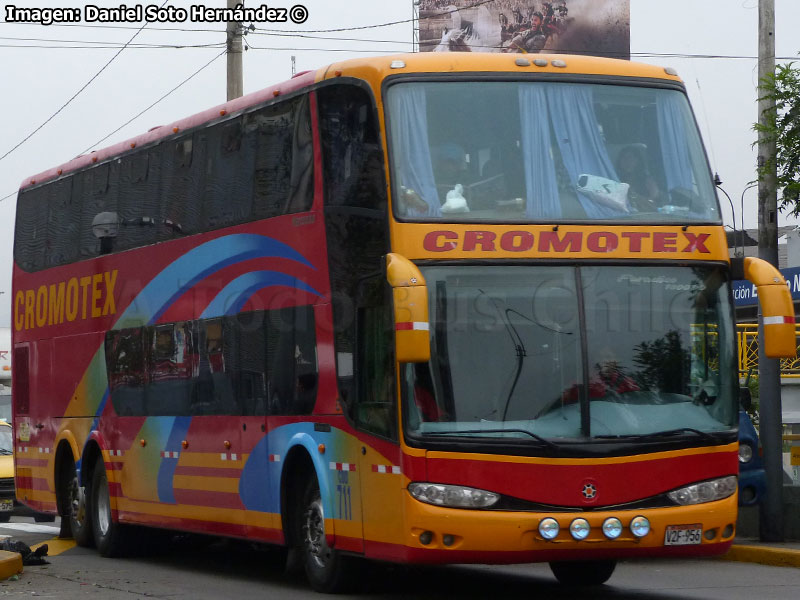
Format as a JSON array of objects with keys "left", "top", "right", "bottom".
[
  {"left": 80, "top": 49, "right": 226, "bottom": 154},
  {"left": 0, "top": 48, "right": 226, "bottom": 204},
  {"left": 0, "top": 0, "right": 171, "bottom": 164}
]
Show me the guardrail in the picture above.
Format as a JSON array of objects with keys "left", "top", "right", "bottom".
[{"left": 737, "top": 323, "right": 800, "bottom": 378}]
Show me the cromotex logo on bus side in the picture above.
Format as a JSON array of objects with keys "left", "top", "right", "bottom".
[
  {"left": 422, "top": 230, "right": 711, "bottom": 254},
  {"left": 14, "top": 270, "right": 118, "bottom": 331}
]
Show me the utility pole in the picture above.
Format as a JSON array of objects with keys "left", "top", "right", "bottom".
[
  {"left": 226, "top": 0, "right": 243, "bottom": 100},
  {"left": 412, "top": 1, "right": 420, "bottom": 52},
  {"left": 757, "top": 0, "right": 783, "bottom": 543}
]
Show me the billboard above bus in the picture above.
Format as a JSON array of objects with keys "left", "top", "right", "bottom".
[{"left": 418, "top": 0, "right": 630, "bottom": 58}]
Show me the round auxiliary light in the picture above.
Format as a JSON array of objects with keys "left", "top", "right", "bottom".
[
  {"left": 630, "top": 516, "right": 651, "bottom": 538},
  {"left": 602, "top": 517, "right": 623, "bottom": 539},
  {"left": 739, "top": 443, "right": 754, "bottom": 463},
  {"left": 569, "top": 518, "right": 591, "bottom": 540},
  {"left": 538, "top": 518, "right": 560, "bottom": 540}
]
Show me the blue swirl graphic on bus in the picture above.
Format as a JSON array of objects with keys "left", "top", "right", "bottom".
[
  {"left": 113, "top": 234, "right": 315, "bottom": 329},
  {"left": 200, "top": 271, "right": 322, "bottom": 318}
]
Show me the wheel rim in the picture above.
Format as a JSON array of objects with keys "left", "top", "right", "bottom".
[
  {"left": 96, "top": 473, "right": 111, "bottom": 536},
  {"left": 303, "top": 497, "right": 331, "bottom": 569},
  {"left": 69, "top": 473, "right": 87, "bottom": 527}
]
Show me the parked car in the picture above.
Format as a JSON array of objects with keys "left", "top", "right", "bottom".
[
  {"left": 0, "top": 420, "right": 16, "bottom": 522},
  {"left": 0, "top": 420, "right": 55, "bottom": 522},
  {"left": 737, "top": 388, "right": 765, "bottom": 506}
]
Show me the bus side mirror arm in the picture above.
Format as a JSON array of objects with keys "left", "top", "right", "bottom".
[
  {"left": 740, "top": 256, "right": 797, "bottom": 358},
  {"left": 386, "top": 253, "right": 431, "bottom": 363}
]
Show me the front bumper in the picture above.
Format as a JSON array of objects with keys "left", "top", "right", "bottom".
[{"left": 380, "top": 491, "right": 738, "bottom": 564}]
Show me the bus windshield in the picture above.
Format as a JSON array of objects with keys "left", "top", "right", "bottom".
[
  {"left": 402, "top": 265, "right": 737, "bottom": 445},
  {"left": 387, "top": 81, "right": 719, "bottom": 223}
]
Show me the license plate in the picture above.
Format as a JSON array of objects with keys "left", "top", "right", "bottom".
[
  {"left": 664, "top": 524, "right": 702, "bottom": 545},
  {"left": 0, "top": 499, "right": 12, "bottom": 512}
]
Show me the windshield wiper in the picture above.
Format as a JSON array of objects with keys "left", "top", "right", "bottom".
[
  {"left": 0, "top": 449, "right": 12, "bottom": 455},
  {"left": 595, "top": 428, "right": 720, "bottom": 443},
  {"left": 426, "top": 428, "right": 560, "bottom": 450}
]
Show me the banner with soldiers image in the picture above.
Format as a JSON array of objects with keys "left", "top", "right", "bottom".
[{"left": 418, "top": 0, "right": 630, "bottom": 59}]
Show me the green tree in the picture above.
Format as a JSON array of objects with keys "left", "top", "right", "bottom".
[{"left": 754, "top": 63, "right": 800, "bottom": 214}]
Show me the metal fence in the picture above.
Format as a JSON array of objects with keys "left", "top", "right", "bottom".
[{"left": 737, "top": 323, "right": 800, "bottom": 378}]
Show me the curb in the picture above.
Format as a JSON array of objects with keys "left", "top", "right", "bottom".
[
  {"left": 0, "top": 550, "right": 23, "bottom": 580},
  {"left": 721, "top": 545, "right": 800, "bottom": 568}
]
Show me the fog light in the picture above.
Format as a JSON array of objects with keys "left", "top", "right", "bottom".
[
  {"left": 602, "top": 517, "right": 623, "bottom": 539},
  {"left": 722, "top": 524, "right": 735, "bottom": 539},
  {"left": 569, "top": 518, "right": 590, "bottom": 540},
  {"left": 419, "top": 531, "right": 433, "bottom": 545},
  {"left": 704, "top": 528, "right": 718, "bottom": 540},
  {"left": 538, "top": 518, "right": 559, "bottom": 540},
  {"left": 442, "top": 534, "right": 455, "bottom": 547},
  {"left": 630, "top": 516, "right": 650, "bottom": 538}
]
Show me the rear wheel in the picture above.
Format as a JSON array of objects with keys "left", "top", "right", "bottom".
[
  {"left": 549, "top": 559, "right": 617, "bottom": 586},
  {"left": 64, "top": 456, "right": 93, "bottom": 547},
  {"left": 297, "top": 477, "right": 355, "bottom": 593},
  {"left": 0, "top": 513, "right": 10, "bottom": 523},
  {"left": 90, "top": 455, "right": 133, "bottom": 557}
]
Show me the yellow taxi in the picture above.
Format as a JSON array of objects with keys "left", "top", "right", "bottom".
[{"left": 0, "top": 420, "right": 14, "bottom": 522}]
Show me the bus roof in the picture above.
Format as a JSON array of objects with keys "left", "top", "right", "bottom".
[{"left": 19, "top": 53, "right": 681, "bottom": 192}]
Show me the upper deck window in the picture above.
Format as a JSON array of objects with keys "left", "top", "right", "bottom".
[{"left": 386, "top": 81, "right": 719, "bottom": 223}]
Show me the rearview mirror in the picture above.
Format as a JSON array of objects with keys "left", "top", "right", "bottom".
[{"left": 386, "top": 253, "right": 430, "bottom": 363}]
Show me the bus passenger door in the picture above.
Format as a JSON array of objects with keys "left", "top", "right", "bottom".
[{"left": 352, "top": 280, "right": 404, "bottom": 556}]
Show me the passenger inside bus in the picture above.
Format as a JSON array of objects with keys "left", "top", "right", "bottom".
[{"left": 614, "top": 144, "right": 665, "bottom": 212}]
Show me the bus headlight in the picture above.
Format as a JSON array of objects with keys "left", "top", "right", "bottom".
[
  {"left": 739, "top": 443, "right": 754, "bottom": 463},
  {"left": 408, "top": 483, "right": 500, "bottom": 509},
  {"left": 667, "top": 476, "right": 738, "bottom": 506}
]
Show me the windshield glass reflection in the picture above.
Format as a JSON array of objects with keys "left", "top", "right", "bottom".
[{"left": 403, "top": 265, "right": 737, "bottom": 446}]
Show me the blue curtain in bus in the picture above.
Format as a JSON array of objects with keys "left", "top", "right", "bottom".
[
  {"left": 387, "top": 87, "right": 441, "bottom": 217},
  {"left": 656, "top": 92, "right": 695, "bottom": 195},
  {"left": 546, "top": 84, "right": 624, "bottom": 219},
  {"left": 519, "top": 86, "right": 561, "bottom": 219}
]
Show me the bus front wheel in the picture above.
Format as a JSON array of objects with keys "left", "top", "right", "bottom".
[
  {"left": 297, "top": 477, "right": 355, "bottom": 593},
  {"left": 90, "top": 455, "right": 132, "bottom": 557},
  {"left": 549, "top": 559, "right": 617, "bottom": 586}
]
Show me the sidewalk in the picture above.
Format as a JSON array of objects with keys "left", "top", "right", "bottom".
[{"left": 721, "top": 538, "right": 800, "bottom": 568}]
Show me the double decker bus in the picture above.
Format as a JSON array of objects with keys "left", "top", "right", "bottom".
[{"left": 12, "top": 53, "right": 796, "bottom": 591}]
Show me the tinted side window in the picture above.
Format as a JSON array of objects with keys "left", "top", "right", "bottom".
[
  {"left": 116, "top": 149, "right": 159, "bottom": 251},
  {"left": 318, "top": 84, "right": 386, "bottom": 210},
  {"left": 354, "top": 279, "right": 396, "bottom": 439},
  {"left": 267, "top": 305, "right": 318, "bottom": 415},
  {"left": 107, "top": 328, "right": 147, "bottom": 416},
  {"left": 161, "top": 134, "right": 205, "bottom": 237},
  {"left": 45, "top": 178, "right": 80, "bottom": 267},
  {"left": 15, "top": 186, "right": 50, "bottom": 272},
  {"left": 252, "top": 95, "right": 314, "bottom": 219},
  {"left": 106, "top": 308, "right": 316, "bottom": 417},
  {"left": 78, "top": 163, "right": 116, "bottom": 260},
  {"left": 204, "top": 116, "right": 257, "bottom": 230}
]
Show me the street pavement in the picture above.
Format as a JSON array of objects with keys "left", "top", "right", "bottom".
[{"left": 0, "top": 517, "right": 797, "bottom": 599}]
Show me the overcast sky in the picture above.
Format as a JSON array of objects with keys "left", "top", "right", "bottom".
[{"left": 1, "top": 0, "right": 799, "bottom": 326}]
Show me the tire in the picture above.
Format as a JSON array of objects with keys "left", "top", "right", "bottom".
[
  {"left": 297, "top": 477, "right": 355, "bottom": 593},
  {"left": 64, "top": 456, "right": 94, "bottom": 547},
  {"left": 0, "top": 513, "right": 10, "bottom": 523},
  {"left": 549, "top": 559, "right": 617, "bottom": 586},
  {"left": 90, "top": 455, "right": 133, "bottom": 557},
  {"left": 34, "top": 513, "right": 56, "bottom": 523}
]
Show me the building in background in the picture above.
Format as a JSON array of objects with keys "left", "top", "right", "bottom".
[{"left": 418, "top": 0, "right": 629, "bottom": 57}]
